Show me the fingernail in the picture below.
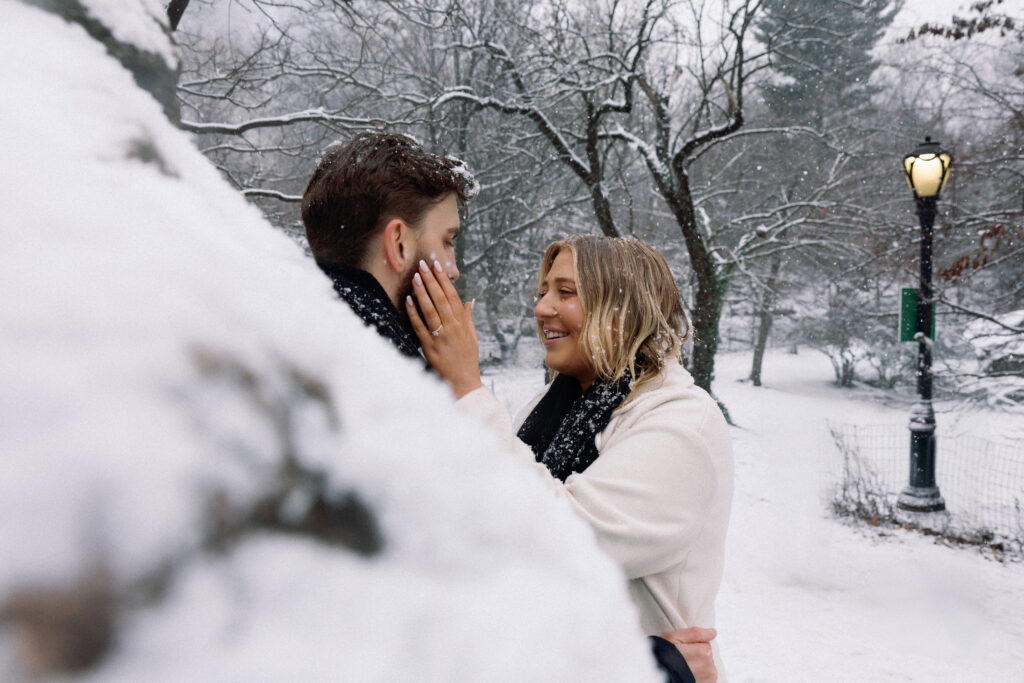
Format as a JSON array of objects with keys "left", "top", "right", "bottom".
[
  {"left": 406, "top": 295, "right": 413, "bottom": 307},
  {"left": 419, "top": 259, "right": 428, "bottom": 272},
  {"left": 413, "top": 272, "right": 422, "bottom": 287},
  {"left": 433, "top": 260, "right": 443, "bottom": 273}
]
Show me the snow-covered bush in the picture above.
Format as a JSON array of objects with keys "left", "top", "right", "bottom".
[
  {"left": 827, "top": 424, "right": 896, "bottom": 525},
  {"left": 0, "top": 3, "right": 660, "bottom": 680},
  {"left": 954, "top": 310, "right": 1024, "bottom": 407},
  {"left": 792, "top": 292, "right": 912, "bottom": 389}
]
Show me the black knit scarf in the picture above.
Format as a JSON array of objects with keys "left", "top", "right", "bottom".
[
  {"left": 516, "top": 372, "right": 633, "bottom": 482},
  {"left": 318, "top": 262, "right": 423, "bottom": 361}
]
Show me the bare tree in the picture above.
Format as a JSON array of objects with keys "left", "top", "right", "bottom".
[
  {"left": 170, "top": 0, "right": 1021, "bottom": 398},
  {"left": 881, "top": 1, "right": 1023, "bottom": 398},
  {"left": 428, "top": 0, "right": 770, "bottom": 392}
]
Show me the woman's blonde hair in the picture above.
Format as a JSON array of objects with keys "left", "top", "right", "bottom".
[{"left": 537, "top": 235, "right": 690, "bottom": 398}]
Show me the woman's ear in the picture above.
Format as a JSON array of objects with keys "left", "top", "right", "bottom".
[{"left": 382, "top": 218, "right": 412, "bottom": 274}]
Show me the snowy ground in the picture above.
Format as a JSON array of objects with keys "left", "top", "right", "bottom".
[{"left": 486, "top": 348, "right": 1024, "bottom": 683}]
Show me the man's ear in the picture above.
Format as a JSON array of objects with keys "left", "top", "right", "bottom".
[{"left": 381, "top": 218, "right": 413, "bottom": 274}]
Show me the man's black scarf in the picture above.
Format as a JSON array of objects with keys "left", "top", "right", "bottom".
[
  {"left": 318, "top": 262, "right": 422, "bottom": 360},
  {"left": 516, "top": 372, "right": 633, "bottom": 482}
]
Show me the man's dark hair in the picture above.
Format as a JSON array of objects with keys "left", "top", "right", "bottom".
[{"left": 301, "top": 132, "right": 476, "bottom": 267}]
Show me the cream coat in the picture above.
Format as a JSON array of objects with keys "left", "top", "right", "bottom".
[{"left": 457, "top": 362, "right": 733, "bottom": 670}]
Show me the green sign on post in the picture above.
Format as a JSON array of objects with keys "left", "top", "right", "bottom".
[{"left": 899, "top": 288, "right": 935, "bottom": 342}]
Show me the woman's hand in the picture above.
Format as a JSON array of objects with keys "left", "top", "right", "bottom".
[
  {"left": 406, "top": 258, "right": 482, "bottom": 399},
  {"left": 661, "top": 626, "right": 717, "bottom": 683}
]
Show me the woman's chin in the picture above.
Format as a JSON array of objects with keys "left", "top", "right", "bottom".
[{"left": 543, "top": 350, "right": 564, "bottom": 370}]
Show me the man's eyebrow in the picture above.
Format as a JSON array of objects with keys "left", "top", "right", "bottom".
[{"left": 447, "top": 226, "right": 459, "bottom": 238}]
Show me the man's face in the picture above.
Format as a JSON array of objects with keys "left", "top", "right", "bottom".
[{"left": 398, "top": 193, "right": 461, "bottom": 304}]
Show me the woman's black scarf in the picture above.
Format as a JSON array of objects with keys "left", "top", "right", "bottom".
[
  {"left": 318, "top": 262, "right": 423, "bottom": 361},
  {"left": 516, "top": 372, "right": 633, "bottom": 482}
]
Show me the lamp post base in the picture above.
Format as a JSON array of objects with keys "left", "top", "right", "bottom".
[
  {"left": 896, "top": 487, "right": 949, "bottom": 534},
  {"left": 896, "top": 485, "right": 946, "bottom": 513}
]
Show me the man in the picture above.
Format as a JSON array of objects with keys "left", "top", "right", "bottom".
[
  {"left": 301, "top": 132, "right": 718, "bottom": 683},
  {"left": 301, "top": 132, "right": 475, "bottom": 359}
]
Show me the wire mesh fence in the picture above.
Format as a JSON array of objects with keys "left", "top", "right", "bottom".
[{"left": 828, "top": 422, "right": 1024, "bottom": 558}]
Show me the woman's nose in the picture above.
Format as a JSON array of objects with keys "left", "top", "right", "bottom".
[{"left": 534, "top": 293, "right": 555, "bottom": 318}]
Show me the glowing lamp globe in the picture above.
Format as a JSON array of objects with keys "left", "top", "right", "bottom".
[{"left": 903, "top": 136, "right": 952, "bottom": 199}]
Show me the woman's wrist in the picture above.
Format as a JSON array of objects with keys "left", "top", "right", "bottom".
[{"left": 452, "top": 376, "right": 483, "bottom": 399}]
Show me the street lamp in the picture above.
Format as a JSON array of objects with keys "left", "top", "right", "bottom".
[{"left": 898, "top": 136, "right": 952, "bottom": 514}]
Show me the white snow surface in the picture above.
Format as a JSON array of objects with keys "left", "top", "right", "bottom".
[
  {"left": 0, "top": 4, "right": 658, "bottom": 681},
  {"left": 82, "top": 0, "right": 177, "bottom": 65},
  {"left": 709, "top": 351, "right": 1024, "bottom": 683},
  {"left": 895, "top": 0, "right": 974, "bottom": 29}
]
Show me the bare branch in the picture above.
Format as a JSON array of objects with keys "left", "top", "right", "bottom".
[
  {"left": 242, "top": 188, "right": 303, "bottom": 203},
  {"left": 937, "top": 298, "right": 1024, "bottom": 333},
  {"left": 179, "top": 109, "right": 393, "bottom": 135}
]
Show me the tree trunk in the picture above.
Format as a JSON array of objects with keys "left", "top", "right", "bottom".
[
  {"left": 840, "top": 357, "right": 855, "bottom": 387},
  {"left": 589, "top": 182, "right": 619, "bottom": 237},
  {"left": 689, "top": 279, "right": 724, "bottom": 394},
  {"left": 167, "top": 0, "right": 190, "bottom": 31},
  {"left": 657, "top": 170, "right": 724, "bottom": 393},
  {"left": 31, "top": 0, "right": 180, "bottom": 122},
  {"left": 750, "top": 307, "right": 773, "bottom": 386},
  {"left": 750, "top": 258, "right": 782, "bottom": 386},
  {"left": 484, "top": 290, "right": 509, "bottom": 364}
]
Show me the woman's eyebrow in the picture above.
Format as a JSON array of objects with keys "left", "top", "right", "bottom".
[{"left": 540, "top": 275, "right": 575, "bottom": 289}]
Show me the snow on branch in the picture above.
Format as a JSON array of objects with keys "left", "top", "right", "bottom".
[
  {"left": 242, "top": 188, "right": 303, "bottom": 203},
  {"left": 675, "top": 112, "right": 744, "bottom": 164},
  {"left": 688, "top": 125, "right": 832, "bottom": 163},
  {"left": 938, "top": 298, "right": 1024, "bottom": 333},
  {"left": 603, "top": 126, "right": 671, "bottom": 186},
  {"left": 179, "top": 109, "right": 390, "bottom": 135},
  {"left": 432, "top": 89, "right": 590, "bottom": 179}
]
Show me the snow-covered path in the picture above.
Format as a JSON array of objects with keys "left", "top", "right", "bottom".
[
  {"left": 711, "top": 350, "right": 1024, "bottom": 682},
  {"left": 488, "top": 349, "right": 1024, "bottom": 682}
]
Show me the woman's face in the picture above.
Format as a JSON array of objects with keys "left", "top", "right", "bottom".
[{"left": 534, "top": 250, "right": 596, "bottom": 389}]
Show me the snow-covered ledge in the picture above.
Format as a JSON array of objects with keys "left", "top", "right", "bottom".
[{"left": 0, "top": 3, "right": 660, "bottom": 680}]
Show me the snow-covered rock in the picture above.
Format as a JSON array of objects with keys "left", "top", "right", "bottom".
[
  {"left": 0, "top": 3, "right": 659, "bottom": 680},
  {"left": 962, "top": 310, "right": 1024, "bottom": 405},
  {"left": 964, "top": 310, "right": 1024, "bottom": 372}
]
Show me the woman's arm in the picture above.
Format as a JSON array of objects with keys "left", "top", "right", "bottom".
[
  {"left": 456, "top": 386, "right": 561, "bottom": 476},
  {"left": 560, "top": 400, "right": 720, "bottom": 579},
  {"left": 458, "top": 386, "right": 722, "bottom": 682},
  {"left": 460, "top": 381, "right": 723, "bottom": 579}
]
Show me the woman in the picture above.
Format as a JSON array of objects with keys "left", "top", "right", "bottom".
[{"left": 405, "top": 235, "right": 733, "bottom": 683}]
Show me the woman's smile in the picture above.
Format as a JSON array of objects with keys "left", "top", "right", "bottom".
[{"left": 542, "top": 326, "right": 570, "bottom": 344}]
